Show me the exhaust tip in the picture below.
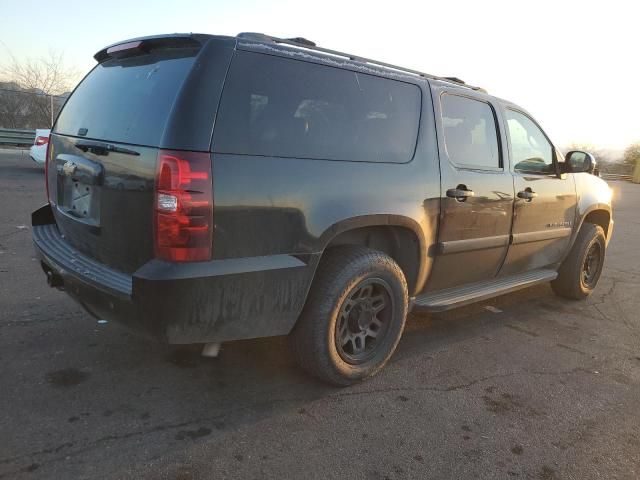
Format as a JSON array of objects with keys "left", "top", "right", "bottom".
[
  {"left": 42, "top": 262, "right": 64, "bottom": 289},
  {"left": 201, "top": 342, "right": 221, "bottom": 358}
]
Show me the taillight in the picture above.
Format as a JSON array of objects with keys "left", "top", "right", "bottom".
[
  {"left": 154, "top": 150, "right": 213, "bottom": 262},
  {"left": 106, "top": 41, "right": 143, "bottom": 55},
  {"left": 35, "top": 136, "right": 49, "bottom": 146},
  {"left": 44, "top": 141, "right": 51, "bottom": 201}
]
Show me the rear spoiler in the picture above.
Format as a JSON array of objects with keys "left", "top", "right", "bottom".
[{"left": 93, "top": 34, "right": 208, "bottom": 63}]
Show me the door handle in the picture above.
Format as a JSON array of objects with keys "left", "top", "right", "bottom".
[
  {"left": 517, "top": 189, "right": 538, "bottom": 201},
  {"left": 446, "top": 186, "right": 475, "bottom": 202}
]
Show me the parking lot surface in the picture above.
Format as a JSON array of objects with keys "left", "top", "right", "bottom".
[{"left": 1, "top": 149, "right": 640, "bottom": 479}]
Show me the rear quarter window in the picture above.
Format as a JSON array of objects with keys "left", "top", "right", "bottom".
[
  {"left": 213, "top": 51, "right": 422, "bottom": 163},
  {"left": 55, "top": 49, "right": 197, "bottom": 146}
]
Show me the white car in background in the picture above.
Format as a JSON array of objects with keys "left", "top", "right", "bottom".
[{"left": 29, "top": 129, "right": 50, "bottom": 166}]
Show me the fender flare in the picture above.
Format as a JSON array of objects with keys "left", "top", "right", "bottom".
[
  {"left": 564, "top": 203, "right": 612, "bottom": 260},
  {"left": 316, "top": 214, "right": 430, "bottom": 294}
]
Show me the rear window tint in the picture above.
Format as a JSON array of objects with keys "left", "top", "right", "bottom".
[
  {"left": 213, "top": 51, "right": 421, "bottom": 163},
  {"left": 441, "top": 94, "right": 501, "bottom": 169},
  {"left": 55, "top": 49, "right": 197, "bottom": 146}
]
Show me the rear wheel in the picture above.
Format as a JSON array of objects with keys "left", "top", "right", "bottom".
[
  {"left": 289, "top": 246, "right": 408, "bottom": 386},
  {"left": 551, "top": 223, "right": 606, "bottom": 300}
]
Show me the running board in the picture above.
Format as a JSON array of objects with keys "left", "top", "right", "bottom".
[{"left": 413, "top": 269, "right": 558, "bottom": 312}]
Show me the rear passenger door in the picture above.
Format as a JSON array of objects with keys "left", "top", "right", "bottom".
[{"left": 425, "top": 87, "right": 514, "bottom": 291}]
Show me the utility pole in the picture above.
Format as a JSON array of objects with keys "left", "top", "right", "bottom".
[{"left": 50, "top": 95, "right": 54, "bottom": 127}]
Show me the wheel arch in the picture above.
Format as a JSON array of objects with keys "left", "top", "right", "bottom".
[
  {"left": 316, "top": 215, "right": 429, "bottom": 296},
  {"left": 563, "top": 204, "right": 612, "bottom": 263},
  {"left": 580, "top": 207, "right": 611, "bottom": 238}
]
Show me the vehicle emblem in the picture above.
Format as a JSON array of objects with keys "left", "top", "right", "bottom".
[
  {"left": 62, "top": 161, "right": 77, "bottom": 177},
  {"left": 546, "top": 221, "right": 572, "bottom": 228}
]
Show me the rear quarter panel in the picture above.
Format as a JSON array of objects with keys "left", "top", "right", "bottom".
[{"left": 211, "top": 81, "right": 441, "bottom": 294}]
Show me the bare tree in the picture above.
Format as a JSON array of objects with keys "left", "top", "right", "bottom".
[
  {"left": 623, "top": 142, "right": 640, "bottom": 168},
  {"left": 0, "top": 50, "right": 78, "bottom": 128},
  {"left": 2, "top": 50, "right": 74, "bottom": 95},
  {"left": 0, "top": 82, "right": 30, "bottom": 128}
]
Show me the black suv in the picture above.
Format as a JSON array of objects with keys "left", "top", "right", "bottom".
[{"left": 33, "top": 33, "right": 614, "bottom": 385}]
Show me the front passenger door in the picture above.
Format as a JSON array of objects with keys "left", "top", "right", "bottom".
[{"left": 498, "top": 108, "right": 577, "bottom": 276}]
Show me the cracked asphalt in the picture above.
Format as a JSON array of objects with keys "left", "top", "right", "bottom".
[{"left": 1, "top": 149, "right": 640, "bottom": 479}]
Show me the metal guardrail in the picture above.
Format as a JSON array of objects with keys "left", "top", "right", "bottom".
[
  {"left": 601, "top": 173, "right": 633, "bottom": 181},
  {"left": 0, "top": 128, "right": 36, "bottom": 147}
]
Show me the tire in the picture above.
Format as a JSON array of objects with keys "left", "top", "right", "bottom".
[
  {"left": 289, "top": 246, "right": 408, "bottom": 386},
  {"left": 551, "top": 223, "right": 606, "bottom": 300}
]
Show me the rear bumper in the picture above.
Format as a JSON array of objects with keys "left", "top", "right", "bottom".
[{"left": 32, "top": 204, "right": 317, "bottom": 344}]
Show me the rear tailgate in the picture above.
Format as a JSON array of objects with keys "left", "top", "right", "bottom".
[
  {"left": 46, "top": 35, "right": 233, "bottom": 273},
  {"left": 47, "top": 135, "right": 158, "bottom": 273}
]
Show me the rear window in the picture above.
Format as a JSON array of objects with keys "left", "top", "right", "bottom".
[
  {"left": 213, "top": 51, "right": 421, "bottom": 163},
  {"left": 441, "top": 94, "right": 501, "bottom": 169},
  {"left": 54, "top": 49, "right": 197, "bottom": 146}
]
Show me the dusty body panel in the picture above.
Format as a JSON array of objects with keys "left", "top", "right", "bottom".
[{"left": 425, "top": 84, "right": 514, "bottom": 291}]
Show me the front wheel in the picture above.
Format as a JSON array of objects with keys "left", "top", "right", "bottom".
[
  {"left": 289, "top": 246, "right": 408, "bottom": 386},
  {"left": 551, "top": 223, "right": 606, "bottom": 300}
]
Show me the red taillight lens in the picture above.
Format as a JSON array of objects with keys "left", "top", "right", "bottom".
[
  {"left": 44, "top": 141, "right": 51, "bottom": 201},
  {"left": 106, "top": 41, "right": 143, "bottom": 55},
  {"left": 35, "top": 135, "right": 49, "bottom": 146},
  {"left": 154, "top": 150, "right": 213, "bottom": 262}
]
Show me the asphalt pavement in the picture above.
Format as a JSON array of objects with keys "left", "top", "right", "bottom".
[{"left": 1, "top": 148, "right": 640, "bottom": 479}]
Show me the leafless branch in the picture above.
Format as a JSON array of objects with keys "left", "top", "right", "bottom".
[{"left": 0, "top": 48, "right": 78, "bottom": 128}]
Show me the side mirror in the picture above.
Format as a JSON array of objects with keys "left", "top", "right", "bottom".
[{"left": 565, "top": 150, "right": 596, "bottom": 174}]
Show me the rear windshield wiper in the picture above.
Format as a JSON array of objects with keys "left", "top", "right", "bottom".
[{"left": 76, "top": 141, "right": 140, "bottom": 156}]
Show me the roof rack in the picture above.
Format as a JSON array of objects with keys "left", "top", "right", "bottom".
[{"left": 236, "top": 33, "right": 486, "bottom": 92}]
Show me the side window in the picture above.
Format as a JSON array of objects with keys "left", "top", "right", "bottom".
[
  {"left": 505, "top": 110, "right": 555, "bottom": 174},
  {"left": 440, "top": 94, "right": 501, "bottom": 169},
  {"left": 213, "top": 51, "right": 422, "bottom": 163}
]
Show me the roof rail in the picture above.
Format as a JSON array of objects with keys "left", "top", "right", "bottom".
[{"left": 236, "top": 32, "right": 486, "bottom": 92}]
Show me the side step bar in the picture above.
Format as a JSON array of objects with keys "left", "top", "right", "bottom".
[{"left": 412, "top": 269, "right": 558, "bottom": 312}]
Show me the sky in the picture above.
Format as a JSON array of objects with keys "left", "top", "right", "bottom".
[{"left": 1, "top": 0, "right": 638, "bottom": 152}]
